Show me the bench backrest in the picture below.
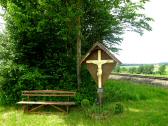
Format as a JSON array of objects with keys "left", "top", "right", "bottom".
[{"left": 22, "top": 90, "right": 76, "bottom": 97}]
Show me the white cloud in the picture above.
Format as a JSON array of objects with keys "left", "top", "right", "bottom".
[{"left": 118, "top": 0, "right": 168, "bottom": 64}]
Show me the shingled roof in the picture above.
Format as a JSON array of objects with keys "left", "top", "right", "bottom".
[{"left": 81, "top": 42, "right": 122, "bottom": 64}]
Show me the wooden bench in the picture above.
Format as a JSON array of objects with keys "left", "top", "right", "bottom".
[{"left": 17, "top": 90, "right": 76, "bottom": 113}]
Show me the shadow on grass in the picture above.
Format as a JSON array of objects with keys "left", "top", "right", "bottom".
[
  {"left": 1, "top": 80, "right": 168, "bottom": 126},
  {"left": 0, "top": 104, "right": 114, "bottom": 126}
]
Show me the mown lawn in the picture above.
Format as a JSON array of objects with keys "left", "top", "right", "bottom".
[{"left": 1, "top": 80, "right": 168, "bottom": 126}]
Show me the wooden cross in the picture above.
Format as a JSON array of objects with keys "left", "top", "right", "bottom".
[{"left": 86, "top": 50, "right": 114, "bottom": 88}]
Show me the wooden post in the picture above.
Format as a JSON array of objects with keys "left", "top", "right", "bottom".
[{"left": 97, "top": 88, "right": 103, "bottom": 107}]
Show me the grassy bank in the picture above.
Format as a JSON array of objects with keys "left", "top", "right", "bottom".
[{"left": 1, "top": 80, "right": 168, "bottom": 126}]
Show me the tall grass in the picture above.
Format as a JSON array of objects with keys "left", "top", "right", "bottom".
[
  {"left": 1, "top": 80, "right": 168, "bottom": 126},
  {"left": 104, "top": 80, "right": 168, "bottom": 102}
]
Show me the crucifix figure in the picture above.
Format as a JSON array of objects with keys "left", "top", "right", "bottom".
[
  {"left": 81, "top": 42, "right": 121, "bottom": 107},
  {"left": 86, "top": 50, "right": 114, "bottom": 88}
]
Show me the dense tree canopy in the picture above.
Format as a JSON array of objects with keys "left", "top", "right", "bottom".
[{"left": 0, "top": 0, "right": 153, "bottom": 104}]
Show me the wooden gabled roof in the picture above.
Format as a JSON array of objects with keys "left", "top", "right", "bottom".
[{"left": 81, "top": 42, "right": 122, "bottom": 64}]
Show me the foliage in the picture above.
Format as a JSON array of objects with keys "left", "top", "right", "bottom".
[
  {"left": 113, "top": 65, "right": 121, "bottom": 73},
  {"left": 0, "top": 64, "right": 45, "bottom": 104},
  {"left": 120, "top": 67, "right": 129, "bottom": 73},
  {"left": 104, "top": 80, "right": 168, "bottom": 102},
  {"left": 1, "top": 80, "right": 168, "bottom": 126},
  {"left": 116, "top": 65, "right": 155, "bottom": 75},
  {"left": 143, "top": 65, "right": 154, "bottom": 74},
  {"left": 81, "top": 99, "right": 91, "bottom": 108},
  {"left": 137, "top": 65, "right": 144, "bottom": 74},
  {"left": 114, "top": 102, "right": 124, "bottom": 114},
  {"left": 128, "top": 67, "right": 137, "bottom": 74},
  {"left": 75, "top": 66, "right": 97, "bottom": 104},
  {"left": 158, "top": 64, "right": 166, "bottom": 75},
  {"left": 0, "top": 33, "right": 13, "bottom": 60},
  {"left": 81, "top": 99, "right": 91, "bottom": 117},
  {"left": 0, "top": 0, "right": 153, "bottom": 104}
]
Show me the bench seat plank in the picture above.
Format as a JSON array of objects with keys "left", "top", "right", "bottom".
[
  {"left": 23, "top": 90, "right": 76, "bottom": 94},
  {"left": 17, "top": 101, "right": 75, "bottom": 105},
  {"left": 22, "top": 94, "right": 75, "bottom": 97}
]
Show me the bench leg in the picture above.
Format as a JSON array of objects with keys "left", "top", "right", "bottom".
[
  {"left": 29, "top": 104, "right": 45, "bottom": 112},
  {"left": 66, "top": 106, "right": 69, "bottom": 113},
  {"left": 23, "top": 104, "right": 28, "bottom": 113},
  {"left": 50, "top": 105, "right": 67, "bottom": 113}
]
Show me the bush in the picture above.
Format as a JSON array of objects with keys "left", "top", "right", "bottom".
[
  {"left": 0, "top": 63, "right": 97, "bottom": 105},
  {"left": 137, "top": 65, "right": 144, "bottom": 74},
  {"left": 81, "top": 99, "right": 91, "bottom": 116},
  {"left": 128, "top": 67, "right": 137, "bottom": 74},
  {"left": 158, "top": 65, "right": 166, "bottom": 75},
  {"left": 143, "top": 65, "right": 154, "bottom": 74},
  {"left": 120, "top": 67, "right": 129, "bottom": 73},
  {"left": 0, "top": 64, "right": 46, "bottom": 104},
  {"left": 76, "top": 65, "right": 97, "bottom": 104},
  {"left": 113, "top": 65, "right": 120, "bottom": 73},
  {"left": 81, "top": 99, "right": 91, "bottom": 108},
  {"left": 114, "top": 102, "right": 124, "bottom": 114}
]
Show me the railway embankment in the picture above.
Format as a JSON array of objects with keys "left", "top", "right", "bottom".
[{"left": 109, "top": 73, "right": 168, "bottom": 86}]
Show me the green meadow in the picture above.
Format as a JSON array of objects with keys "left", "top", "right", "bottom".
[
  {"left": 118, "top": 65, "right": 168, "bottom": 78},
  {"left": 1, "top": 80, "right": 168, "bottom": 126}
]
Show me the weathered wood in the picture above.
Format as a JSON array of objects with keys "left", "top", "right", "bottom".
[
  {"left": 23, "top": 104, "right": 28, "bottom": 112},
  {"left": 23, "top": 90, "right": 76, "bottom": 94},
  {"left": 22, "top": 94, "right": 75, "bottom": 97},
  {"left": 22, "top": 90, "right": 76, "bottom": 97},
  {"left": 17, "top": 101, "right": 75, "bottom": 105},
  {"left": 50, "top": 105, "right": 66, "bottom": 113},
  {"left": 17, "top": 90, "right": 76, "bottom": 113},
  {"left": 81, "top": 42, "right": 120, "bottom": 85},
  {"left": 29, "top": 104, "right": 45, "bottom": 112},
  {"left": 81, "top": 42, "right": 121, "bottom": 107}
]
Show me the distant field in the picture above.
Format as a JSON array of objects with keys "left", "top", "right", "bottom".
[
  {"left": 118, "top": 65, "right": 168, "bottom": 77},
  {"left": 120, "top": 65, "right": 168, "bottom": 70}
]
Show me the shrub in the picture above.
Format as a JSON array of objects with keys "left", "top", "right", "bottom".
[
  {"left": 128, "top": 67, "right": 137, "bottom": 74},
  {"left": 81, "top": 99, "right": 91, "bottom": 108},
  {"left": 113, "top": 65, "right": 120, "bottom": 73},
  {"left": 120, "top": 67, "right": 129, "bottom": 73},
  {"left": 137, "top": 65, "right": 144, "bottom": 74},
  {"left": 0, "top": 63, "right": 97, "bottom": 105},
  {"left": 0, "top": 64, "right": 47, "bottom": 104},
  {"left": 81, "top": 99, "right": 92, "bottom": 117},
  {"left": 76, "top": 65, "right": 97, "bottom": 104},
  {"left": 114, "top": 102, "right": 124, "bottom": 114},
  {"left": 158, "top": 65, "right": 166, "bottom": 75},
  {"left": 143, "top": 65, "right": 154, "bottom": 74}
]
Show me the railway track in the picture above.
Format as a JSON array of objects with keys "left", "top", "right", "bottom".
[
  {"left": 109, "top": 73, "right": 168, "bottom": 86},
  {"left": 111, "top": 73, "right": 168, "bottom": 81}
]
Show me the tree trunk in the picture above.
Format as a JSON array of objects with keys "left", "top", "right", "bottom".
[{"left": 77, "top": 15, "right": 81, "bottom": 90}]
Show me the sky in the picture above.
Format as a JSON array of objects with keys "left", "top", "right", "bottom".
[
  {"left": 0, "top": 1, "right": 168, "bottom": 64},
  {"left": 118, "top": 0, "right": 168, "bottom": 64}
]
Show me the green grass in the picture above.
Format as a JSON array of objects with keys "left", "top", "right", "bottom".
[
  {"left": 142, "top": 74, "right": 168, "bottom": 78},
  {"left": 1, "top": 80, "right": 168, "bottom": 126}
]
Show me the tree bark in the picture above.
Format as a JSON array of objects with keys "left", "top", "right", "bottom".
[{"left": 77, "top": 15, "right": 81, "bottom": 90}]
